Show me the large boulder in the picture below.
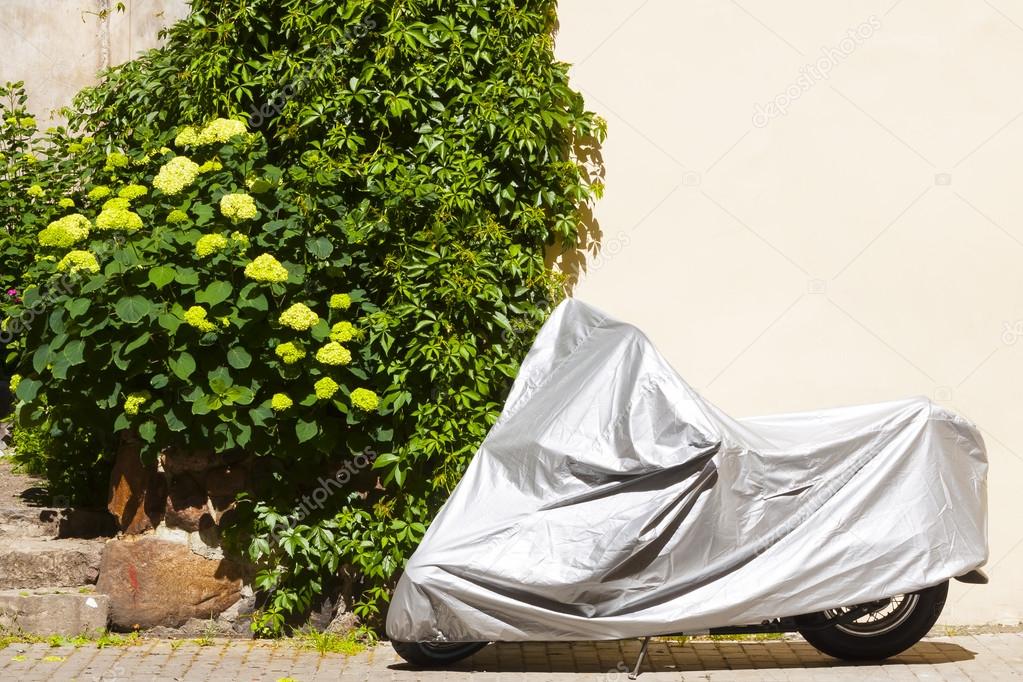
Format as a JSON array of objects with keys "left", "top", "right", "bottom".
[{"left": 96, "top": 535, "right": 246, "bottom": 629}]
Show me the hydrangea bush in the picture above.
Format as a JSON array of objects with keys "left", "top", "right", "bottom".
[
  {"left": 3, "top": 0, "right": 605, "bottom": 634},
  {"left": 11, "top": 119, "right": 382, "bottom": 466}
]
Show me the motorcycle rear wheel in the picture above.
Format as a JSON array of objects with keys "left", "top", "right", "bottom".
[
  {"left": 796, "top": 580, "right": 949, "bottom": 661},
  {"left": 391, "top": 640, "right": 488, "bottom": 667}
]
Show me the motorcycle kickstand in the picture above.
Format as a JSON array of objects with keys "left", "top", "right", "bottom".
[{"left": 628, "top": 636, "right": 651, "bottom": 680}]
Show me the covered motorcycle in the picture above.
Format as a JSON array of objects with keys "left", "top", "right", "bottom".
[{"left": 387, "top": 299, "right": 988, "bottom": 663}]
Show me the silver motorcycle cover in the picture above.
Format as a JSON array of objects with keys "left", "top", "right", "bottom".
[{"left": 386, "top": 299, "right": 988, "bottom": 642}]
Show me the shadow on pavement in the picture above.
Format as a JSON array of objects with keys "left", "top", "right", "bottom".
[{"left": 389, "top": 639, "right": 975, "bottom": 674}]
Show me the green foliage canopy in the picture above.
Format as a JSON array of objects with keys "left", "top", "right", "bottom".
[{"left": 1, "top": 0, "right": 604, "bottom": 634}]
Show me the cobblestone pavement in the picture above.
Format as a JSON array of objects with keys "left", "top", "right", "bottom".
[{"left": 1, "top": 634, "right": 1020, "bottom": 681}]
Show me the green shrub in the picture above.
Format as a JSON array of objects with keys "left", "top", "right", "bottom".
[
  {"left": 4, "top": 0, "right": 604, "bottom": 634},
  {"left": 7, "top": 419, "right": 110, "bottom": 508}
]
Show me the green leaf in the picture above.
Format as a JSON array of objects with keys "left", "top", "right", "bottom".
[
  {"left": 123, "top": 332, "right": 151, "bottom": 355},
  {"left": 164, "top": 406, "right": 187, "bottom": 432},
  {"left": 224, "top": 386, "right": 254, "bottom": 405},
  {"left": 227, "top": 346, "right": 252, "bottom": 369},
  {"left": 195, "top": 280, "right": 233, "bottom": 306},
  {"left": 249, "top": 405, "right": 272, "bottom": 427},
  {"left": 306, "top": 236, "right": 334, "bottom": 259},
  {"left": 114, "top": 296, "right": 152, "bottom": 323},
  {"left": 191, "top": 393, "right": 221, "bottom": 415},
  {"left": 174, "top": 268, "right": 199, "bottom": 286},
  {"left": 138, "top": 420, "right": 158, "bottom": 442},
  {"left": 169, "top": 352, "right": 196, "bottom": 380},
  {"left": 158, "top": 313, "right": 181, "bottom": 334},
  {"left": 310, "top": 319, "right": 330, "bottom": 341},
  {"left": 48, "top": 309, "right": 66, "bottom": 335},
  {"left": 63, "top": 339, "right": 85, "bottom": 366},
  {"left": 296, "top": 419, "right": 319, "bottom": 443},
  {"left": 67, "top": 298, "right": 91, "bottom": 318},
  {"left": 148, "top": 266, "right": 177, "bottom": 288},
  {"left": 15, "top": 377, "right": 41, "bottom": 403},
  {"left": 32, "top": 345, "right": 51, "bottom": 374},
  {"left": 372, "top": 453, "right": 400, "bottom": 469}
]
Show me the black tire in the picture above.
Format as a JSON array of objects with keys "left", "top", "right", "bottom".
[
  {"left": 391, "top": 640, "right": 488, "bottom": 667},
  {"left": 797, "top": 581, "right": 948, "bottom": 661}
]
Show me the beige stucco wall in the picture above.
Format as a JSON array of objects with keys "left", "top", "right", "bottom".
[
  {"left": 556, "top": 0, "right": 1023, "bottom": 625},
  {"left": 0, "top": 0, "right": 189, "bottom": 126},
  {"left": 0, "top": 0, "right": 1018, "bottom": 626}
]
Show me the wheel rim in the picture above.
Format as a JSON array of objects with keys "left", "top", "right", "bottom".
[{"left": 825, "top": 593, "right": 920, "bottom": 637}]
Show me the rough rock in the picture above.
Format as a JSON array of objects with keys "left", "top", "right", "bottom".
[
  {"left": 0, "top": 538, "right": 105, "bottom": 589},
  {"left": 141, "top": 591, "right": 256, "bottom": 639},
  {"left": 160, "top": 448, "right": 216, "bottom": 475},
  {"left": 96, "top": 535, "right": 246, "bottom": 629},
  {"left": 0, "top": 508, "right": 61, "bottom": 539},
  {"left": 0, "top": 507, "right": 116, "bottom": 540},
  {"left": 108, "top": 435, "right": 165, "bottom": 534},
  {"left": 0, "top": 588, "right": 109, "bottom": 636},
  {"left": 164, "top": 473, "right": 208, "bottom": 532},
  {"left": 325, "top": 609, "right": 359, "bottom": 634},
  {"left": 205, "top": 465, "right": 247, "bottom": 498}
]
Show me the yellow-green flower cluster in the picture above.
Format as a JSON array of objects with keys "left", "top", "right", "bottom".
[
  {"left": 195, "top": 233, "right": 229, "bottom": 258},
  {"left": 38, "top": 214, "right": 91, "bottom": 248},
  {"left": 220, "top": 193, "right": 257, "bottom": 223},
  {"left": 350, "top": 388, "right": 379, "bottom": 412},
  {"left": 271, "top": 393, "right": 293, "bottom": 412},
  {"left": 314, "top": 377, "right": 340, "bottom": 400},
  {"left": 56, "top": 250, "right": 100, "bottom": 274},
  {"left": 278, "top": 303, "right": 319, "bottom": 331},
  {"left": 315, "top": 342, "right": 352, "bottom": 366},
  {"left": 68, "top": 143, "right": 85, "bottom": 154},
  {"left": 167, "top": 209, "right": 189, "bottom": 224},
  {"left": 9, "top": 374, "right": 21, "bottom": 394},
  {"left": 198, "top": 160, "right": 222, "bottom": 174},
  {"left": 328, "top": 293, "right": 352, "bottom": 310},
  {"left": 183, "top": 305, "right": 218, "bottom": 333},
  {"left": 58, "top": 198, "right": 75, "bottom": 209},
  {"left": 102, "top": 197, "right": 132, "bottom": 211},
  {"left": 244, "top": 253, "right": 288, "bottom": 283},
  {"left": 96, "top": 207, "right": 143, "bottom": 232},
  {"left": 275, "top": 342, "right": 306, "bottom": 365},
  {"left": 18, "top": 117, "right": 35, "bottom": 128},
  {"left": 118, "top": 184, "right": 148, "bottom": 200},
  {"left": 153, "top": 156, "right": 200, "bottom": 195},
  {"left": 104, "top": 152, "right": 130, "bottom": 171},
  {"left": 87, "top": 186, "right": 111, "bottom": 201},
  {"left": 123, "top": 391, "right": 150, "bottom": 416},
  {"left": 196, "top": 118, "right": 248, "bottom": 146},
  {"left": 329, "top": 321, "right": 357, "bottom": 343},
  {"left": 22, "top": 153, "right": 36, "bottom": 164},
  {"left": 174, "top": 126, "right": 199, "bottom": 147},
  {"left": 27, "top": 184, "right": 44, "bottom": 198},
  {"left": 230, "top": 231, "right": 249, "bottom": 248}
]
